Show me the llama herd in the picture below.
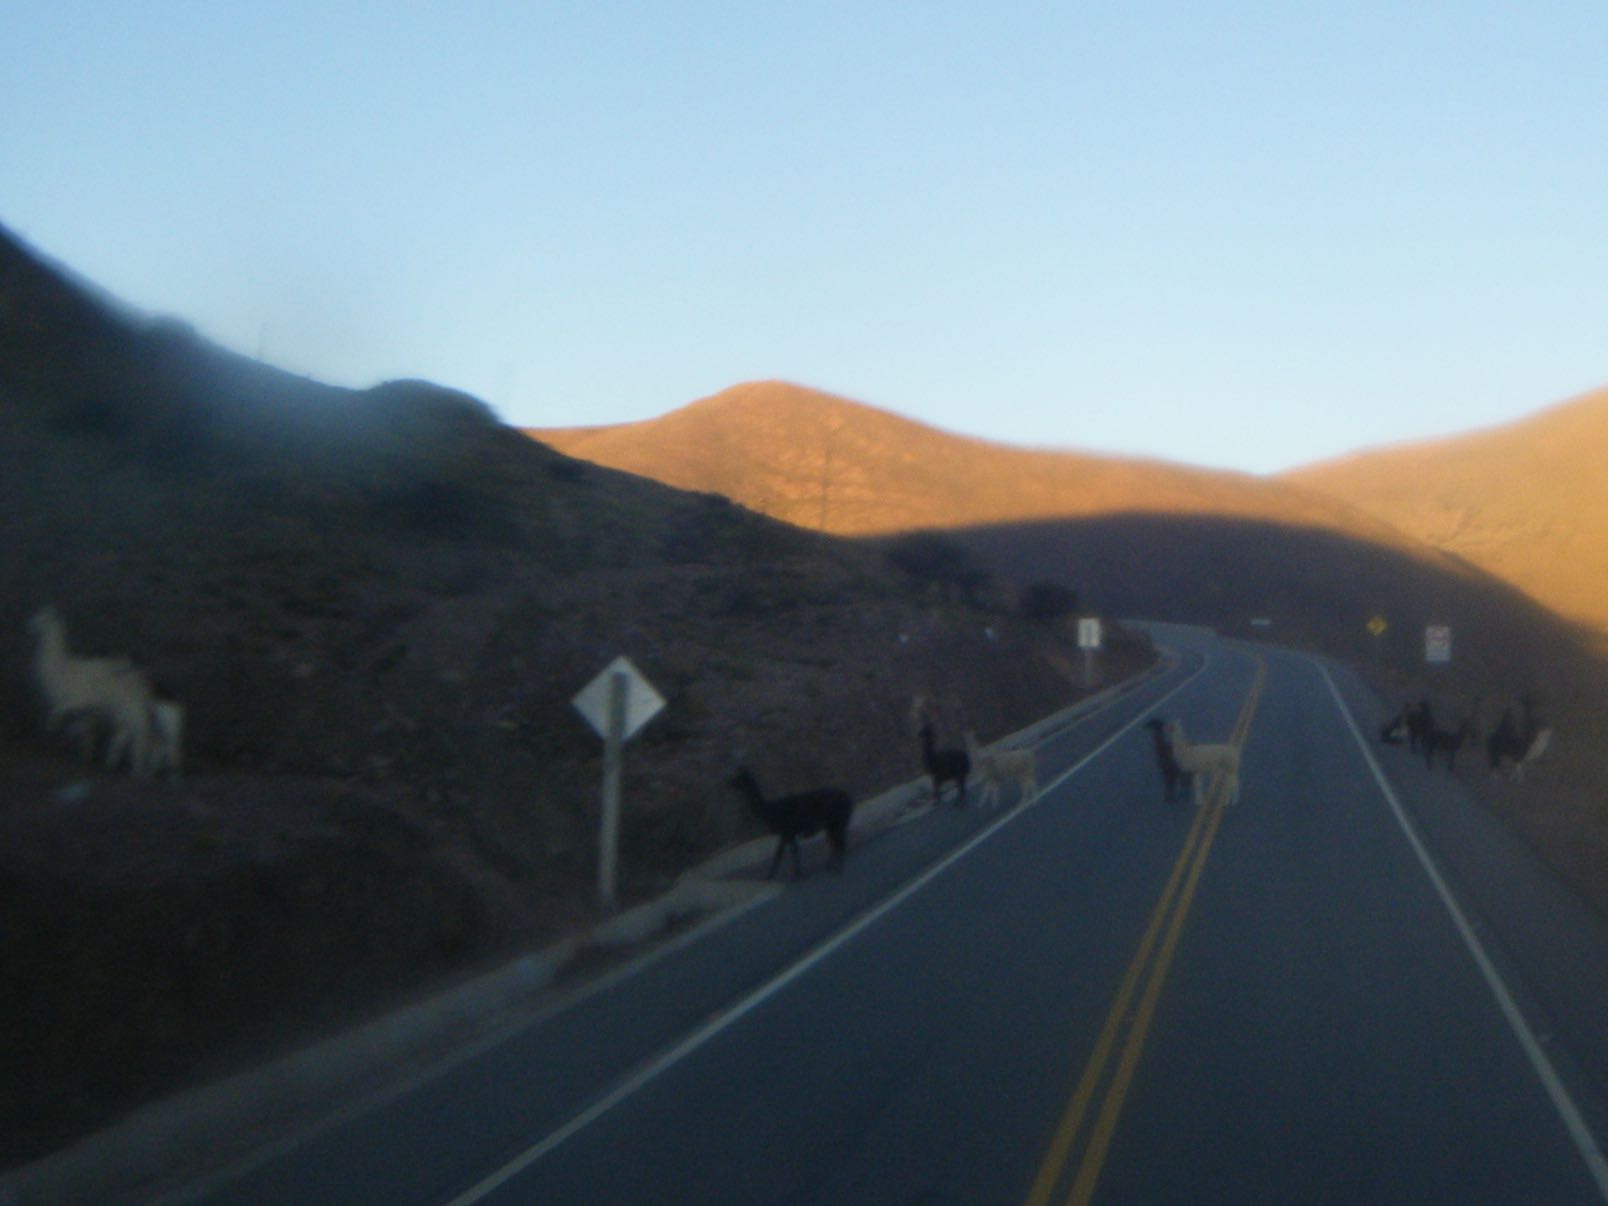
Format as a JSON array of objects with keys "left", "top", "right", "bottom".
[
  {"left": 1380, "top": 694, "right": 1552, "bottom": 781},
  {"left": 732, "top": 682, "right": 1553, "bottom": 882},
  {"left": 1142, "top": 717, "right": 1241, "bottom": 807},
  {"left": 730, "top": 696, "right": 1247, "bottom": 881},
  {"left": 20, "top": 602, "right": 1552, "bottom": 890}
]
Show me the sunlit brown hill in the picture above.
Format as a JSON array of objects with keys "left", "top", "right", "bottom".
[
  {"left": 529, "top": 380, "right": 1601, "bottom": 714},
  {"left": 1284, "top": 386, "right": 1608, "bottom": 635},
  {"left": 532, "top": 384, "right": 1608, "bottom": 935},
  {"left": 529, "top": 381, "right": 1418, "bottom": 548}
]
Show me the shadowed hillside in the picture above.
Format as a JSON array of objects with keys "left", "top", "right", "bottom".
[
  {"left": 0, "top": 223, "right": 1138, "bottom": 1164},
  {"left": 1286, "top": 386, "right": 1608, "bottom": 635},
  {"left": 950, "top": 512, "right": 1593, "bottom": 692}
]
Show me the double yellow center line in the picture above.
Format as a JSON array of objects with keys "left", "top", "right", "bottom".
[{"left": 1026, "top": 654, "right": 1267, "bottom": 1206}]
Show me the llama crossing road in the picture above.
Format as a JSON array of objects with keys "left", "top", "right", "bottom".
[{"left": 173, "top": 626, "right": 1608, "bottom": 1205}]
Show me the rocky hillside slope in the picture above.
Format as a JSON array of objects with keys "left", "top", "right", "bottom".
[
  {"left": 1285, "top": 386, "right": 1608, "bottom": 635},
  {"left": 531, "top": 380, "right": 1416, "bottom": 547},
  {"left": 1, "top": 223, "right": 1141, "bottom": 1165}
]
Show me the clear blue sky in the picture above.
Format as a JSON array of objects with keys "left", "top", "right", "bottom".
[{"left": 5, "top": 2, "right": 1605, "bottom": 473}]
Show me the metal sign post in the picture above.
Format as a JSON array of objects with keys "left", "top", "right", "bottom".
[
  {"left": 573, "top": 656, "right": 665, "bottom": 911},
  {"left": 597, "top": 670, "right": 628, "bottom": 911}
]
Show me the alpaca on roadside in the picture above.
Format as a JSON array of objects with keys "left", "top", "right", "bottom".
[
  {"left": 1144, "top": 718, "right": 1192, "bottom": 802},
  {"left": 1487, "top": 699, "right": 1551, "bottom": 781},
  {"left": 1509, "top": 726, "right": 1552, "bottom": 780},
  {"left": 1423, "top": 712, "right": 1475, "bottom": 772},
  {"left": 1486, "top": 706, "right": 1521, "bottom": 771},
  {"left": 963, "top": 731, "right": 1039, "bottom": 810},
  {"left": 28, "top": 606, "right": 155, "bottom": 777},
  {"left": 918, "top": 720, "right": 970, "bottom": 806},
  {"left": 1379, "top": 708, "right": 1407, "bottom": 745},
  {"left": 727, "top": 766, "right": 855, "bottom": 879},
  {"left": 1163, "top": 719, "right": 1240, "bottom": 807},
  {"left": 1405, "top": 699, "right": 1435, "bottom": 755}
]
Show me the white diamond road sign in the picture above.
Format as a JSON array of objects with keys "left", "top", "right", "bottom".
[{"left": 572, "top": 655, "right": 665, "bottom": 741}]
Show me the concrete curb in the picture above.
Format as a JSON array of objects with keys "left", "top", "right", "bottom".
[{"left": 0, "top": 654, "right": 1175, "bottom": 1205}]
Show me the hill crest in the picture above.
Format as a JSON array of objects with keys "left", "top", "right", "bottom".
[{"left": 530, "top": 380, "right": 1415, "bottom": 549}]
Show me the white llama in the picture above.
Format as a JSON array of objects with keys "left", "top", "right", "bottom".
[
  {"left": 28, "top": 606, "right": 156, "bottom": 777},
  {"left": 1164, "top": 719, "right": 1241, "bottom": 807}
]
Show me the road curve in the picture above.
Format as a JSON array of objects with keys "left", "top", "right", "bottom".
[{"left": 174, "top": 625, "right": 1608, "bottom": 1205}]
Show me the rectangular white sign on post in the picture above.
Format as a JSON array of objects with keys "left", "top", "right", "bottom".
[
  {"left": 1425, "top": 625, "right": 1452, "bottom": 665},
  {"left": 1077, "top": 617, "right": 1102, "bottom": 650}
]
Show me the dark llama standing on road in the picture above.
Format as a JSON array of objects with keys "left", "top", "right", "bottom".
[
  {"left": 918, "top": 720, "right": 970, "bottom": 806},
  {"left": 1423, "top": 712, "right": 1476, "bottom": 772},
  {"left": 1144, "top": 717, "right": 1192, "bottom": 802},
  {"left": 727, "top": 766, "right": 855, "bottom": 880},
  {"left": 1406, "top": 699, "right": 1435, "bottom": 755}
]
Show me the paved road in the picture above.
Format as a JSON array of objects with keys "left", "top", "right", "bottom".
[{"left": 182, "top": 626, "right": 1608, "bottom": 1205}]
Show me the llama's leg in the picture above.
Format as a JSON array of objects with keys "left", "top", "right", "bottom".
[
  {"left": 106, "top": 723, "right": 129, "bottom": 772},
  {"left": 827, "top": 824, "right": 847, "bottom": 873}
]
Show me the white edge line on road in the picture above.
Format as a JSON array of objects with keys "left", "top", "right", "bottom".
[
  {"left": 440, "top": 659, "right": 1206, "bottom": 1206},
  {"left": 166, "top": 883, "right": 787, "bottom": 1206},
  {"left": 1316, "top": 658, "right": 1608, "bottom": 1202}
]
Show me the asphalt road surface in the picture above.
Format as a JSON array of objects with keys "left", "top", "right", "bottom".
[{"left": 179, "top": 624, "right": 1608, "bottom": 1205}]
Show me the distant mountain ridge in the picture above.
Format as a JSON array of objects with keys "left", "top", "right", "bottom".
[
  {"left": 529, "top": 380, "right": 1416, "bottom": 550},
  {"left": 1285, "top": 386, "right": 1608, "bottom": 633}
]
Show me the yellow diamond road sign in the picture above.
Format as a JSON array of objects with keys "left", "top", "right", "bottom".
[{"left": 1367, "top": 615, "right": 1388, "bottom": 637}]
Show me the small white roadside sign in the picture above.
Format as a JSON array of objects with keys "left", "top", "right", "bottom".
[{"left": 1425, "top": 625, "right": 1452, "bottom": 665}]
